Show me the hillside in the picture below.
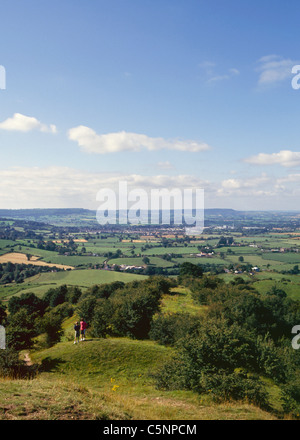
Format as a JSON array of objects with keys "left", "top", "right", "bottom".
[{"left": 0, "top": 336, "right": 277, "bottom": 420}]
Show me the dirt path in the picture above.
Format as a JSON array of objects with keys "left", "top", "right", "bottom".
[{"left": 24, "top": 352, "right": 33, "bottom": 366}]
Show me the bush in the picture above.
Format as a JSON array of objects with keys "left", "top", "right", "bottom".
[
  {"left": 8, "top": 292, "right": 46, "bottom": 317},
  {"left": 37, "top": 310, "right": 64, "bottom": 348},
  {"left": 108, "top": 286, "right": 162, "bottom": 339},
  {"left": 196, "top": 370, "right": 268, "bottom": 407},
  {"left": 89, "top": 278, "right": 165, "bottom": 339},
  {"left": 83, "top": 282, "right": 124, "bottom": 300},
  {"left": 0, "top": 348, "right": 37, "bottom": 379},
  {"left": 89, "top": 299, "right": 115, "bottom": 338},
  {"left": 6, "top": 309, "right": 38, "bottom": 351},
  {"left": 149, "top": 313, "right": 200, "bottom": 346},
  {"left": 76, "top": 296, "right": 97, "bottom": 324},
  {"left": 255, "top": 335, "right": 289, "bottom": 383},
  {"left": 280, "top": 380, "right": 300, "bottom": 418}
]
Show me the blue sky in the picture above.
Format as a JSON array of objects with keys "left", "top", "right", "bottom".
[{"left": 1, "top": 0, "right": 300, "bottom": 210}]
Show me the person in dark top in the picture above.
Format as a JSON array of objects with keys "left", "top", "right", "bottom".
[{"left": 74, "top": 321, "right": 80, "bottom": 344}]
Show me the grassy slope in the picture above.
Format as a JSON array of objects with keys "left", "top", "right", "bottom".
[
  {"left": 4, "top": 337, "right": 274, "bottom": 421},
  {"left": 0, "top": 269, "right": 148, "bottom": 300},
  {"left": 0, "top": 287, "right": 280, "bottom": 420}
]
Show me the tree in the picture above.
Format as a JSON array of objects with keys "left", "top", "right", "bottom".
[
  {"left": 6, "top": 309, "right": 37, "bottom": 351},
  {"left": 37, "top": 310, "right": 63, "bottom": 347},
  {"left": 178, "top": 262, "right": 203, "bottom": 282},
  {"left": 8, "top": 292, "right": 46, "bottom": 317},
  {"left": 0, "top": 303, "right": 7, "bottom": 325}
]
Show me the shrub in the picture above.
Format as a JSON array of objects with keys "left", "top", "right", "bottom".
[
  {"left": 37, "top": 310, "right": 64, "bottom": 348},
  {"left": 89, "top": 299, "right": 115, "bottom": 338},
  {"left": 108, "top": 286, "right": 162, "bottom": 339},
  {"left": 8, "top": 292, "right": 46, "bottom": 317},
  {"left": 149, "top": 313, "right": 200, "bottom": 346},
  {"left": 0, "top": 348, "right": 37, "bottom": 379},
  {"left": 43, "top": 285, "right": 68, "bottom": 308},
  {"left": 196, "top": 370, "right": 268, "bottom": 407},
  {"left": 85, "top": 281, "right": 125, "bottom": 299},
  {"left": 89, "top": 278, "right": 165, "bottom": 339},
  {"left": 76, "top": 296, "right": 97, "bottom": 324},
  {"left": 6, "top": 309, "right": 38, "bottom": 351}
]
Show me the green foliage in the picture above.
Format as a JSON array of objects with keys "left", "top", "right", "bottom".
[
  {"left": 149, "top": 312, "right": 200, "bottom": 346},
  {"left": 37, "top": 309, "right": 64, "bottom": 348},
  {"left": 0, "top": 302, "right": 7, "bottom": 325},
  {"left": 0, "top": 261, "right": 62, "bottom": 285},
  {"left": 154, "top": 317, "right": 269, "bottom": 406},
  {"left": 6, "top": 308, "right": 38, "bottom": 351},
  {"left": 196, "top": 371, "right": 268, "bottom": 407},
  {"left": 80, "top": 277, "right": 168, "bottom": 340},
  {"left": 189, "top": 275, "right": 224, "bottom": 305},
  {"left": 178, "top": 262, "right": 203, "bottom": 283},
  {"left": 154, "top": 285, "right": 299, "bottom": 411},
  {"left": 8, "top": 292, "right": 46, "bottom": 317},
  {"left": 84, "top": 281, "right": 125, "bottom": 299},
  {"left": 43, "top": 284, "right": 82, "bottom": 308},
  {"left": 76, "top": 296, "right": 97, "bottom": 324},
  {"left": 280, "top": 379, "right": 300, "bottom": 418},
  {"left": 0, "top": 348, "right": 37, "bottom": 379},
  {"left": 107, "top": 284, "right": 162, "bottom": 339}
]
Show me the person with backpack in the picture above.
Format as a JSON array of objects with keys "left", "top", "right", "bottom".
[{"left": 74, "top": 321, "right": 80, "bottom": 344}]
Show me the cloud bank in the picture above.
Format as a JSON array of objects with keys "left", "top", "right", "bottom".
[
  {"left": 244, "top": 150, "right": 300, "bottom": 168},
  {"left": 68, "top": 125, "right": 211, "bottom": 154}
]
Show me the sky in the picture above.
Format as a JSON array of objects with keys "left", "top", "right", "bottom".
[{"left": 1, "top": 0, "right": 300, "bottom": 211}]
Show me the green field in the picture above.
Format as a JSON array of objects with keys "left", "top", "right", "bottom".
[{"left": 0, "top": 269, "right": 148, "bottom": 300}]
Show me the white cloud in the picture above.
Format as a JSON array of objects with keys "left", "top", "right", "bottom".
[
  {"left": 68, "top": 125, "right": 211, "bottom": 154},
  {"left": 244, "top": 150, "right": 300, "bottom": 168},
  {"left": 199, "top": 61, "right": 240, "bottom": 83},
  {"left": 2, "top": 166, "right": 300, "bottom": 210},
  {"left": 220, "top": 174, "right": 271, "bottom": 191},
  {"left": 256, "top": 55, "right": 296, "bottom": 86},
  {"left": 0, "top": 113, "right": 57, "bottom": 133},
  {"left": 0, "top": 166, "right": 212, "bottom": 209}
]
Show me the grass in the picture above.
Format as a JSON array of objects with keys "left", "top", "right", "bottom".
[
  {"left": 0, "top": 252, "right": 74, "bottom": 270},
  {"left": 0, "top": 282, "right": 285, "bottom": 421},
  {"left": 253, "top": 278, "right": 300, "bottom": 300},
  {"left": 0, "top": 376, "right": 129, "bottom": 420},
  {"left": 18, "top": 337, "right": 276, "bottom": 421},
  {"left": 0, "top": 269, "right": 148, "bottom": 300},
  {"left": 160, "top": 287, "right": 207, "bottom": 315}
]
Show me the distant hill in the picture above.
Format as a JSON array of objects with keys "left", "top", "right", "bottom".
[
  {"left": 1, "top": 208, "right": 300, "bottom": 226},
  {"left": 0, "top": 208, "right": 93, "bottom": 218}
]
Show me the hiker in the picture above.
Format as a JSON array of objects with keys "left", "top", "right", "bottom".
[
  {"left": 74, "top": 321, "right": 80, "bottom": 344},
  {"left": 80, "top": 318, "right": 87, "bottom": 341}
]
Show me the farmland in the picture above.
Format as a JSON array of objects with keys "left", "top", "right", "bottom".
[{"left": 2, "top": 209, "right": 300, "bottom": 300}]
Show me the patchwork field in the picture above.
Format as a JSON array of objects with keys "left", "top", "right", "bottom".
[
  {"left": 0, "top": 252, "right": 74, "bottom": 270},
  {"left": 0, "top": 268, "right": 148, "bottom": 300}
]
